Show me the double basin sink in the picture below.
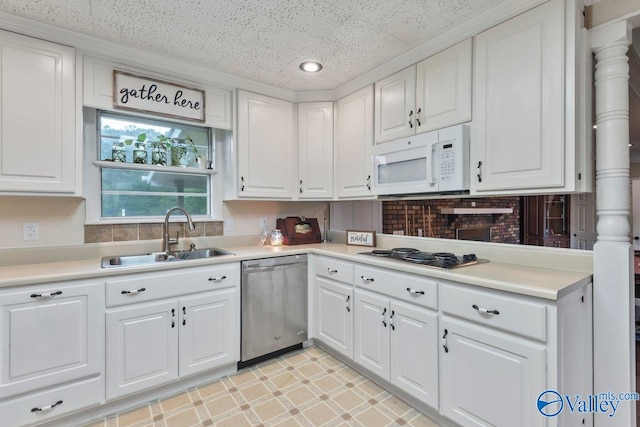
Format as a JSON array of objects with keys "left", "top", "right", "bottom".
[{"left": 101, "top": 248, "right": 234, "bottom": 268}]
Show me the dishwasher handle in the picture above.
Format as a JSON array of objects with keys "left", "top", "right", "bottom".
[{"left": 242, "top": 262, "right": 307, "bottom": 272}]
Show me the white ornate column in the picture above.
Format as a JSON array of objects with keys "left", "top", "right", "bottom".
[{"left": 591, "top": 21, "right": 634, "bottom": 427}]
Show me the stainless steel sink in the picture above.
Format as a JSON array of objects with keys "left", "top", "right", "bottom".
[
  {"left": 101, "top": 248, "right": 235, "bottom": 268},
  {"left": 171, "top": 248, "right": 235, "bottom": 260}
]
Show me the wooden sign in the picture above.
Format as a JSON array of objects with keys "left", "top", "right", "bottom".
[
  {"left": 346, "top": 230, "right": 376, "bottom": 247},
  {"left": 113, "top": 70, "right": 205, "bottom": 122}
]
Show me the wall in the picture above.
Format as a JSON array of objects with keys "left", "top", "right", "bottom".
[
  {"left": 0, "top": 196, "right": 85, "bottom": 248},
  {"left": 382, "top": 197, "right": 521, "bottom": 244},
  {"left": 0, "top": 195, "right": 326, "bottom": 249}
]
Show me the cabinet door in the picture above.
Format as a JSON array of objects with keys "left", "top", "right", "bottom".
[
  {"left": 389, "top": 301, "right": 438, "bottom": 409},
  {"left": 472, "top": 0, "right": 564, "bottom": 192},
  {"left": 106, "top": 301, "right": 178, "bottom": 400},
  {"left": 354, "top": 289, "right": 389, "bottom": 379},
  {"left": 298, "top": 102, "right": 334, "bottom": 199},
  {"left": 0, "top": 282, "right": 101, "bottom": 399},
  {"left": 335, "top": 85, "right": 374, "bottom": 198},
  {"left": 440, "top": 317, "right": 545, "bottom": 427},
  {"left": 374, "top": 66, "right": 416, "bottom": 143},
  {"left": 179, "top": 289, "right": 237, "bottom": 377},
  {"left": 416, "top": 38, "right": 472, "bottom": 133},
  {"left": 316, "top": 277, "right": 353, "bottom": 359},
  {"left": 0, "top": 30, "right": 76, "bottom": 194},
  {"left": 237, "top": 90, "right": 295, "bottom": 198}
]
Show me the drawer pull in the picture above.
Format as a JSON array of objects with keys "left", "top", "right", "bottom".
[
  {"left": 472, "top": 304, "right": 500, "bottom": 315},
  {"left": 30, "top": 291, "right": 62, "bottom": 298},
  {"left": 406, "top": 287, "right": 425, "bottom": 296},
  {"left": 31, "top": 400, "right": 63, "bottom": 412},
  {"left": 360, "top": 275, "right": 374, "bottom": 283},
  {"left": 121, "top": 288, "right": 146, "bottom": 295},
  {"left": 208, "top": 275, "right": 227, "bottom": 282},
  {"left": 327, "top": 268, "right": 338, "bottom": 274}
]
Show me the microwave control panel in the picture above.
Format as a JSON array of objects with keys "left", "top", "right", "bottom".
[{"left": 437, "top": 137, "right": 469, "bottom": 192}]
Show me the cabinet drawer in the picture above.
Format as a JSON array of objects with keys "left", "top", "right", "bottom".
[
  {"left": 354, "top": 265, "right": 437, "bottom": 310},
  {"left": 0, "top": 376, "right": 102, "bottom": 427},
  {"left": 440, "top": 283, "right": 547, "bottom": 341},
  {"left": 106, "top": 263, "right": 239, "bottom": 307},
  {"left": 315, "top": 256, "right": 354, "bottom": 285}
]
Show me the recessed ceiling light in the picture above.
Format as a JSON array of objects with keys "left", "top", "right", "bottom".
[{"left": 300, "top": 61, "right": 322, "bottom": 73}]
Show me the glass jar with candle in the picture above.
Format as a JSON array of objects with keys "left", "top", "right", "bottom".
[{"left": 270, "top": 229, "right": 284, "bottom": 246}]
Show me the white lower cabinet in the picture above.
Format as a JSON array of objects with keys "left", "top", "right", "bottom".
[
  {"left": 439, "top": 281, "right": 593, "bottom": 427},
  {"left": 0, "top": 280, "right": 103, "bottom": 425},
  {"left": 439, "top": 316, "right": 545, "bottom": 426},
  {"left": 105, "top": 264, "right": 239, "bottom": 400},
  {"left": 315, "top": 256, "right": 355, "bottom": 359},
  {"left": 353, "top": 265, "right": 439, "bottom": 409}
]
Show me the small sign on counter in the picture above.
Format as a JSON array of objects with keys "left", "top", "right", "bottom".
[{"left": 346, "top": 230, "right": 376, "bottom": 247}]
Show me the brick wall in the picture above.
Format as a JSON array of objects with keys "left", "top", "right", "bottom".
[{"left": 382, "top": 197, "right": 521, "bottom": 244}]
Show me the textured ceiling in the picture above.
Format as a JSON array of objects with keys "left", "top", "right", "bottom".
[{"left": 0, "top": 0, "right": 504, "bottom": 92}]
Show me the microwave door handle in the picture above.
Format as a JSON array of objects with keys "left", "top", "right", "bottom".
[{"left": 428, "top": 144, "right": 437, "bottom": 186}]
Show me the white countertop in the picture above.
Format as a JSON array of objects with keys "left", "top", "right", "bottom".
[{"left": 0, "top": 242, "right": 592, "bottom": 300}]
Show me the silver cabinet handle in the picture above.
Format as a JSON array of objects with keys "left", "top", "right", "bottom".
[
  {"left": 389, "top": 310, "right": 395, "bottom": 330},
  {"left": 327, "top": 268, "right": 338, "bottom": 274},
  {"left": 416, "top": 107, "right": 422, "bottom": 127},
  {"left": 381, "top": 307, "right": 387, "bottom": 327},
  {"left": 408, "top": 110, "right": 414, "bottom": 128},
  {"left": 31, "top": 400, "right": 63, "bottom": 412},
  {"left": 182, "top": 306, "right": 187, "bottom": 326},
  {"left": 240, "top": 176, "right": 245, "bottom": 191},
  {"left": 299, "top": 180, "right": 303, "bottom": 194},
  {"left": 476, "top": 161, "right": 483, "bottom": 183},
  {"left": 442, "top": 328, "right": 448, "bottom": 353},
  {"left": 121, "top": 288, "right": 146, "bottom": 295},
  {"left": 360, "top": 275, "right": 374, "bottom": 283},
  {"left": 366, "top": 175, "right": 371, "bottom": 191},
  {"left": 30, "top": 290, "right": 62, "bottom": 298},
  {"left": 472, "top": 304, "right": 500, "bottom": 315},
  {"left": 406, "top": 287, "right": 425, "bottom": 295},
  {"left": 345, "top": 295, "right": 351, "bottom": 312},
  {"left": 208, "top": 275, "right": 227, "bottom": 282}
]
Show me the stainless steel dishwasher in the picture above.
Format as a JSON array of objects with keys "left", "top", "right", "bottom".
[{"left": 240, "top": 254, "right": 308, "bottom": 366}]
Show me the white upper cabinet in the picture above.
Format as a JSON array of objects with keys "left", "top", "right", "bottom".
[
  {"left": 0, "top": 30, "right": 77, "bottom": 195},
  {"left": 416, "top": 39, "right": 472, "bottom": 134},
  {"left": 374, "top": 39, "right": 472, "bottom": 144},
  {"left": 336, "top": 86, "right": 374, "bottom": 199},
  {"left": 298, "top": 102, "right": 334, "bottom": 199},
  {"left": 374, "top": 66, "right": 417, "bottom": 143},
  {"left": 472, "top": 0, "right": 590, "bottom": 194},
  {"left": 237, "top": 90, "right": 296, "bottom": 199},
  {"left": 83, "top": 57, "right": 232, "bottom": 130}
]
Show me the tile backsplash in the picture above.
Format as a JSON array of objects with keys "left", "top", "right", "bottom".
[{"left": 85, "top": 221, "right": 224, "bottom": 243}]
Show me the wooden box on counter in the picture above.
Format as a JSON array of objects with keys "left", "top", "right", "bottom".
[{"left": 276, "top": 217, "right": 322, "bottom": 245}]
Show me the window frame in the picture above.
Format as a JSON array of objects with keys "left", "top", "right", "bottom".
[{"left": 84, "top": 108, "right": 219, "bottom": 224}]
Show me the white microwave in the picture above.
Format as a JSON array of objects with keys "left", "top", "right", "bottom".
[{"left": 373, "top": 124, "right": 470, "bottom": 196}]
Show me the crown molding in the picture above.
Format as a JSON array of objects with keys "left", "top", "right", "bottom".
[{"left": 0, "top": 0, "right": 545, "bottom": 104}]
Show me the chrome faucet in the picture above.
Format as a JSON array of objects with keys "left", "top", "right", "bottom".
[{"left": 163, "top": 207, "right": 196, "bottom": 253}]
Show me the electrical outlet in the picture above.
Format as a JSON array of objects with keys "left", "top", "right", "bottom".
[
  {"left": 23, "top": 222, "right": 40, "bottom": 241},
  {"left": 224, "top": 219, "right": 234, "bottom": 232},
  {"left": 260, "top": 217, "right": 267, "bottom": 229}
]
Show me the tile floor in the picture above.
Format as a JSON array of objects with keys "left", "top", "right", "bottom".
[{"left": 83, "top": 346, "right": 442, "bottom": 427}]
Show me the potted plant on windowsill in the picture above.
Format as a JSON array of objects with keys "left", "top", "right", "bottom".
[
  {"left": 150, "top": 135, "right": 170, "bottom": 166},
  {"left": 170, "top": 135, "right": 199, "bottom": 167}
]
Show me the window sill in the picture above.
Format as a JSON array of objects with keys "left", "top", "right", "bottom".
[{"left": 93, "top": 160, "right": 217, "bottom": 175}]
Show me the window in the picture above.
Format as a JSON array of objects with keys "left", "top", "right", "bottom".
[{"left": 95, "top": 112, "right": 213, "bottom": 219}]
